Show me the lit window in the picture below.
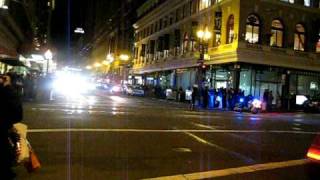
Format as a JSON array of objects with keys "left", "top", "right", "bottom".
[
  {"left": 270, "top": 20, "right": 284, "bottom": 47},
  {"left": 304, "top": 0, "right": 310, "bottom": 6},
  {"left": 245, "top": 14, "right": 260, "bottom": 44},
  {"left": 183, "top": 32, "right": 189, "bottom": 53},
  {"left": 281, "top": 0, "right": 294, "bottom": 3},
  {"left": 294, "top": 24, "right": 305, "bottom": 51},
  {"left": 226, "top": 15, "right": 235, "bottom": 44},
  {"left": 199, "top": 0, "right": 211, "bottom": 11}
]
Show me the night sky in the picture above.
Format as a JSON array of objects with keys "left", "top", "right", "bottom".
[
  {"left": 51, "top": 0, "right": 121, "bottom": 64},
  {"left": 51, "top": 0, "right": 86, "bottom": 59}
]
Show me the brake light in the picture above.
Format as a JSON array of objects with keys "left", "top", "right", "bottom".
[{"left": 307, "top": 148, "right": 320, "bottom": 161}]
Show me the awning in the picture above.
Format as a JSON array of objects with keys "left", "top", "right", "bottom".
[{"left": 0, "top": 58, "right": 26, "bottom": 67}]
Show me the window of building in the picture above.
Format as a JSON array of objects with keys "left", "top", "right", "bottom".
[
  {"left": 141, "top": 44, "right": 146, "bottom": 57},
  {"left": 199, "top": 0, "right": 211, "bottom": 11},
  {"left": 316, "top": 31, "right": 320, "bottom": 53},
  {"left": 150, "top": 24, "right": 154, "bottom": 34},
  {"left": 304, "top": 0, "right": 310, "bottom": 6},
  {"left": 169, "top": 14, "right": 174, "bottom": 25},
  {"left": 270, "top": 20, "right": 284, "bottom": 47},
  {"left": 245, "top": 14, "right": 260, "bottom": 44},
  {"left": 191, "top": 0, "right": 198, "bottom": 14},
  {"left": 280, "top": 0, "right": 294, "bottom": 3},
  {"left": 294, "top": 24, "right": 305, "bottom": 51},
  {"left": 159, "top": 19, "right": 163, "bottom": 30},
  {"left": 226, "top": 15, "right": 235, "bottom": 44},
  {"left": 183, "top": 32, "right": 189, "bottom": 53}
]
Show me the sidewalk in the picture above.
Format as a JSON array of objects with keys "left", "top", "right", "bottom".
[{"left": 148, "top": 96, "right": 311, "bottom": 115}]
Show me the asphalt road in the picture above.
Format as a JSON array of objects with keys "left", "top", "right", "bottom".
[{"left": 15, "top": 91, "right": 320, "bottom": 180}]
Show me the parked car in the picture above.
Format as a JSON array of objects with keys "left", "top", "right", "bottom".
[
  {"left": 127, "top": 85, "right": 144, "bottom": 96},
  {"left": 96, "top": 82, "right": 110, "bottom": 90},
  {"left": 123, "top": 84, "right": 133, "bottom": 95},
  {"left": 110, "top": 84, "right": 123, "bottom": 94}
]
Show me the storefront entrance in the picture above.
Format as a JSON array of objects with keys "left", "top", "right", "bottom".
[{"left": 258, "top": 82, "right": 282, "bottom": 104}]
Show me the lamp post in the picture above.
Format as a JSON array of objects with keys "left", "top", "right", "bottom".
[
  {"left": 197, "top": 27, "right": 212, "bottom": 63},
  {"left": 196, "top": 27, "right": 212, "bottom": 86},
  {"left": 44, "top": 49, "right": 52, "bottom": 74}
]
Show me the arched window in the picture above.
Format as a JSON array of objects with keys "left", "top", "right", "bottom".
[
  {"left": 294, "top": 24, "right": 305, "bottom": 51},
  {"left": 226, "top": 15, "right": 235, "bottom": 44},
  {"left": 245, "top": 14, "right": 260, "bottom": 44},
  {"left": 270, "top": 20, "right": 284, "bottom": 47}
]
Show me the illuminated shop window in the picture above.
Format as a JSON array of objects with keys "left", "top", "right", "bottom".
[
  {"left": 199, "top": 0, "right": 211, "bottom": 11},
  {"left": 226, "top": 15, "right": 234, "bottom": 44},
  {"left": 245, "top": 14, "right": 260, "bottom": 44},
  {"left": 270, "top": 20, "right": 284, "bottom": 47},
  {"left": 294, "top": 24, "right": 305, "bottom": 51}
]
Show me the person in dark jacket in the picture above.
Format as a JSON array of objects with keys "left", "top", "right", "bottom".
[
  {"left": 191, "top": 85, "right": 199, "bottom": 110},
  {"left": 0, "top": 74, "right": 23, "bottom": 179}
]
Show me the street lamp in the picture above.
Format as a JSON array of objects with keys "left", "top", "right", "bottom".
[
  {"left": 197, "top": 27, "right": 212, "bottom": 61},
  {"left": 119, "top": 54, "right": 130, "bottom": 61},
  {"left": 196, "top": 27, "right": 212, "bottom": 86},
  {"left": 44, "top": 49, "right": 53, "bottom": 74},
  {"left": 94, "top": 62, "right": 101, "bottom": 68},
  {"left": 106, "top": 54, "right": 114, "bottom": 63}
]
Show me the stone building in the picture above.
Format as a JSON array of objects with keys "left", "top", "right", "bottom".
[{"left": 133, "top": 0, "right": 320, "bottom": 104}]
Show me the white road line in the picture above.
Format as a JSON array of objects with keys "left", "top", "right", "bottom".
[
  {"left": 27, "top": 128, "right": 319, "bottom": 135},
  {"left": 184, "top": 132, "right": 255, "bottom": 163},
  {"left": 143, "top": 159, "right": 308, "bottom": 180}
]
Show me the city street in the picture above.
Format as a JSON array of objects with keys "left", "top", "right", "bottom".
[{"left": 16, "top": 91, "right": 320, "bottom": 180}]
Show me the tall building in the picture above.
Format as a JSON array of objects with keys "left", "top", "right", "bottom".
[
  {"left": 133, "top": 0, "right": 320, "bottom": 106},
  {"left": 82, "top": 0, "right": 147, "bottom": 83},
  {"left": 0, "top": 0, "right": 55, "bottom": 73}
]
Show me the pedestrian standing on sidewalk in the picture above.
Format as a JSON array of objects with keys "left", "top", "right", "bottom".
[
  {"left": 203, "top": 86, "right": 209, "bottom": 109},
  {"left": 191, "top": 85, "right": 198, "bottom": 110},
  {"left": 0, "top": 74, "right": 23, "bottom": 179},
  {"left": 268, "top": 91, "right": 274, "bottom": 112}
]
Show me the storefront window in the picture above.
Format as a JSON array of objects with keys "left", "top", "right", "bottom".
[
  {"left": 294, "top": 24, "right": 305, "bottom": 51},
  {"left": 245, "top": 14, "right": 260, "bottom": 44},
  {"left": 270, "top": 20, "right": 284, "bottom": 47},
  {"left": 298, "top": 75, "right": 320, "bottom": 97},
  {"left": 214, "top": 70, "right": 231, "bottom": 89},
  {"left": 240, "top": 70, "right": 252, "bottom": 96},
  {"left": 226, "top": 15, "right": 235, "bottom": 44}
]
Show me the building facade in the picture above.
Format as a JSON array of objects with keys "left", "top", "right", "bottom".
[
  {"left": 0, "top": 0, "right": 55, "bottom": 74},
  {"left": 81, "top": 0, "right": 146, "bottom": 83},
  {"left": 133, "top": 0, "right": 320, "bottom": 105}
]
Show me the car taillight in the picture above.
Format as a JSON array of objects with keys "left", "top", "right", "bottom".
[{"left": 307, "top": 147, "right": 320, "bottom": 161}]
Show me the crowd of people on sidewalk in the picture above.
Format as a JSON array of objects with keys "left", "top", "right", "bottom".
[
  {"left": 151, "top": 84, "right": 280, "bottom": 112},
  {"left": 0, "top": 70, "right": 55, "bottom": 103}
]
